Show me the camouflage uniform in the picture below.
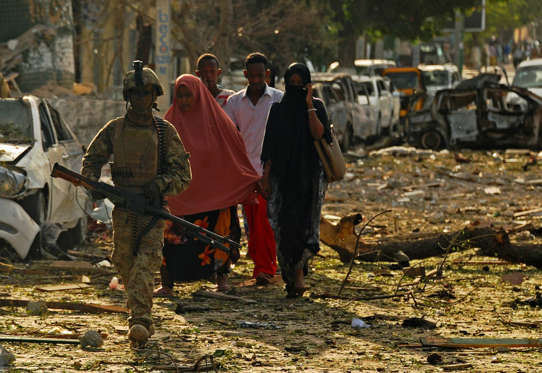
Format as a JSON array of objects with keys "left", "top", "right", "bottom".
[{"left": 82, "top": 68, "right": 191, "bottom": 331}]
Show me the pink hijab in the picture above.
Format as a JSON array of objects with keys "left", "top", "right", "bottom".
[{"left": 165, "top": 74, "right": 260, "bottom": 216}]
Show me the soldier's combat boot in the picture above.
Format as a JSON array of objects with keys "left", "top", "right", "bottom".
[{"left": 128, "top": 324, "right": 149, "bottom": 348}]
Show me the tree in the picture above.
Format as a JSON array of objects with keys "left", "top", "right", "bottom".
[
  {"left": 170, "top": 0, "right": 333, "bottom": 74},
  {"left": 314, "top": 0, "right": 476, "bottom": 67}
]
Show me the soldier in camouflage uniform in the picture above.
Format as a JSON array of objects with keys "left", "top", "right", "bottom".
[{"left": 81, "top": 62, "right": 191, "bottom": 347}]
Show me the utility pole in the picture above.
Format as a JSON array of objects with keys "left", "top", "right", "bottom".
[
  {"left": 155, "top": 0, "right": 171, "bottom": 110},
  {"left": 454, "top": 9, "right": 465, "bottom": 76}
]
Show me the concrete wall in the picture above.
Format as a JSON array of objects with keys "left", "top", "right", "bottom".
[
  {"left": 48, "top": 97, "right": 126, "bottom": 146},
  {"left": 0, "top": 0, "right": 76, "bottom": 91}
]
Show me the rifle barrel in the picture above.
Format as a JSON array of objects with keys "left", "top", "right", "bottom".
[{"left": 149, "top": 207, "right": 241, "bottom": 250}]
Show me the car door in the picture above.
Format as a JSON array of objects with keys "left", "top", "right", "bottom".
[
  {"left": 377, "top": 79, "right": 392, "bottom": 126},
  {"left": 343, "top": 79, "right": 366, "bottom": 140},
  {"left": 354, "top": 83, "right": 377, "bottom": 139},
  {"left": 38, "top": 101, "right": 71, "bottom": 224}
]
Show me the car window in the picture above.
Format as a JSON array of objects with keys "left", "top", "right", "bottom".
[
  {"left": 422, "top": 70, "right": 449, "bottom": 87},
  {"left": 0, "top": 100, "right": 34, "bottom": 144},
  {"left": 331, "top": 82, "right": 345, "bottom": 101},
  {"left": 386, "top": 71, "right": 420, "bottom": 90},
  {"left": 377, "top": 80, "right": 387, "bottom": 95},
  {"left": 322, "top": 85, "right": 338, "bottom": 105},
  {"left": 452, "top": 73, "right": 460, "bottom": 83},
  {"left": 359, "top": 82, "right": 374, "bottom": 96},
  {"left": 39, "top": 102, "right": 55, "bottom": 149},
  {"left": 47, "top": 104, "right": 73, "bottom": 141},
  {"left": 513, "top": 65, "right": 542, "bottom": 88}
]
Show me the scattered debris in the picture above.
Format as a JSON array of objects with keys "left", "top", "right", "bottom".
[
  {"left": 192, "top": 289, "right": 257, "bottom": 304},
  {"left": 513, "top": 208, "right": 542, "bottom": 219},
  {"left": 484, "top": 186, "right": 501, "bottom": 195},
  {"left": 351, "top": 318, "right": 371, "bottom": 329},
  {"left": 311, "top": 292, "right": 406, "bottom": 301},
  {"left": 26, "top": 301, "right": 48, "bottom": 316},
  {"left": 509, "top": 292, "right": 542, "bottom": 309},
  {"left": 442, "top": 363, "right": 474, "bottom": 371},
  {"left": 31, "top": 260, "right": 113, "bottom": 274},
  {"left": 428, "top": 289, "right": 456, "bottom": 300},
  {"left": 174, "top": 303, "right": 212, "bottom": 314},
  {"left": 402, "top": 317, "right": 437, "bottom": 329},
  {"left": 501, "top": 272, "right": 526, "bottom": 286},
  {"left": 427, "top": 352, "right": 443, "bottom": 365},
  {"left": 403, "top": 266, "right": 426, "bottom": 278},
  {"left": 96, "top": 259, "right": 112, "bottom": 268},
  {"left": 238, "top": 321, "right": 281, "bottom": 329},
  {"left": 0, "top": 345, "right": 15, "bottom": 367},
  {"left": 79, "top": 330, "right": 103, "bottom": 348},
  {"left": 36, "top": 283, "right": 91, "bottom": 292},
  {"left": 0, "top": 298, "right": 128, "bottom": 314},
  {"left": 420, "top": 336, "right": 542, "bottom": 349},
  {"left": 0, "top": 335, "right": 79, "bottom": 345}
]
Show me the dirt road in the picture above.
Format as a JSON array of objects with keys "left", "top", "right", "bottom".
[{"left": 2, "top": 147, "right": 542, "bottom": 372}]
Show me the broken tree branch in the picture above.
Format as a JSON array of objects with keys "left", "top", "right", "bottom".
[{"left": 339, "top": 210, "right": 391, "bottom": 296}]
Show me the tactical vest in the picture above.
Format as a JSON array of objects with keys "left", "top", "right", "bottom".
[{"left": 111, "top": 118, "right": 159, "bottom": 188}]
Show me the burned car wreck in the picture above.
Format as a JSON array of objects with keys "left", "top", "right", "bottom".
[
  {"left": 0, "top": 96, "right": 89, "bottom": 260},
  {"left": 406, "top": 74, "right": 542, "bottom": 149}
]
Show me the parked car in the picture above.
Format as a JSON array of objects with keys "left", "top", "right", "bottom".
[
  {"left": 419, "top": 64, "right": 461, "bottom": 95},
  {"left": 351, "top": 75, "right": 401, "bottom": 138},
  {"left": 383, "top": 67, "right": 426, "bottom": 127},
  {"left": 328, "top": 59, "right": 396, "bottom": 77},
  {"left": 0, "top": 96, "right": 89, "bottom": 260},
  {"left": 512, "top": 58, "right": 542, "bottom": 97},
  {"left": 406, "top": 75, "right": 542, "bottom": 149},
  {"left": 311, "top": 73, "right": 378, "bottom": 149}
]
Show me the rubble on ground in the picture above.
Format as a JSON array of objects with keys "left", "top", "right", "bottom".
[{"left": 1, "top": 147, "right": 542, "bottom": 371}]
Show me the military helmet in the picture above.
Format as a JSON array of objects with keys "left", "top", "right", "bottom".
[{"left": 123, "top": 62, "right": 164, "bottom": 100}]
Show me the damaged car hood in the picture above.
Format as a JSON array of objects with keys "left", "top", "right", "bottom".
[{"left": 0, "top": 143, "right": 32, "bottom": 163}]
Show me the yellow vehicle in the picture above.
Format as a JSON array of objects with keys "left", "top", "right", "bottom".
[{"left": 382, "top": 67, "right": 426, "bottom": 121}]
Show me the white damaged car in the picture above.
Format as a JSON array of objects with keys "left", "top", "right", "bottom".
[{"left": 0, "top": 96, "right": 89, "bottom": 260}]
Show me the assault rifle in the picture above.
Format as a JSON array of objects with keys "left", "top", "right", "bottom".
[{"left": 51, "top": 163, "right": 240, "bottom": 254}]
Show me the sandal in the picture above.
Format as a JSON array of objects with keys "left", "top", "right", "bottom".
[
  {"left": 285, "top": 284, "right": 307, "bottom": 298},
  {"left": 255, "top": 272, "right": 273, "bottom": 286},
  {"left": 153, "top": 286, "right": 173, "bottom": 297}
]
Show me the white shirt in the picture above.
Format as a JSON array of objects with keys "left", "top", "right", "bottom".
[
  {"left": 224, "top": 85, "right": 283, "bottom": 175},
  {"left": 215, "top": 88, "right": 235, "bottom": 108}
]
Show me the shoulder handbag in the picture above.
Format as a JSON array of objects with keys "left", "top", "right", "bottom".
[{"left": 313, "top": 124, "right": 346, "bottom": 182}]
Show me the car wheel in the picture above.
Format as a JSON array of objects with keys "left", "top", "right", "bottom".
[
  {"left": 20, "top": 191, "right": 47, "bottom": 258},
  {"left": 420, "top": 130, "right": 445, "bottom": 150}
]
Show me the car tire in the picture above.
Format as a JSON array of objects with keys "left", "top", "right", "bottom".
[
  {"left": 20, "top": 191, "right": 47, "bottom": 258},
  {"left": 420, "top": 130, "right": 445, "bottom": 150}
]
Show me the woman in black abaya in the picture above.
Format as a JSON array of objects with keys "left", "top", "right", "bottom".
[{"left": 261, "top": 63, "right": 330, "bottom": 298}]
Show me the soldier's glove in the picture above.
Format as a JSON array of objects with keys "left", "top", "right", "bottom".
[{"left": 143, "top": 181, "right": 162, "bottom": 207}]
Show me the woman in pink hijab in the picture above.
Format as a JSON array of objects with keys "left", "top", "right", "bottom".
[{"left": 154, "top": 74, "right": 260, "bottom": 295}]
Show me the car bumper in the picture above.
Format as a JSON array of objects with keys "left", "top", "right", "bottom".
[{"left": 0, "top": 198, "right": 40, "bottom": 259}]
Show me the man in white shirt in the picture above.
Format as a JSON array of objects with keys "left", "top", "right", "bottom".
[
  {"left": 224, "top": 52, "right": 283, "bottom": 284},
  {"left": 195, "top": 53, "right": 235, "bottom": 108}
]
